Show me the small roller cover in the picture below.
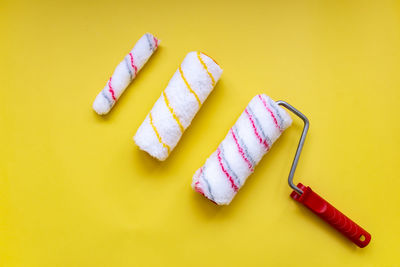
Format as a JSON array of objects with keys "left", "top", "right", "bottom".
[{"left": 93, "top": 33, "right": 160, "bottom": 115}]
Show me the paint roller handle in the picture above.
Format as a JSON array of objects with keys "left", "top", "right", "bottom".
[{"left": 290, "top": 183, "right": 371, "bottom": 248}]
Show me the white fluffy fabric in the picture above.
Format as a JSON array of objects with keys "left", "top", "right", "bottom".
[
  {"left": 93, "top": 33, "right": 160, "bottom": 115},
  {"left": 191, "top": 94, "right": 292, "bottom": 205},
  {"left": 134, "top": 51, "right": 223, "bottom": 161}
]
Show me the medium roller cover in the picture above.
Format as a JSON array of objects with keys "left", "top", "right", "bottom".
[
  {"left": 134, "top": 51, "right": 222, "bottom": 161},
  {"left": 192, "top": 94, "right": 292, "bottom": 205},
  {"left": 93, "top": 33, "right": 160, "bottom": 115}
]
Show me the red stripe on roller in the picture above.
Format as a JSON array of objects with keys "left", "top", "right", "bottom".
[
  {"left": 194, "top": 181, "right": 205, "bottom": 196},
  {"left": 217, "top": 148, "right": 238, "bottom": 192},
  {"left": 230, "top": 129, "right": 254, "bottom": 172},
  {"left": 194, "top": 168, "right": 205, "bottom": 196},
  {"left": 129, "top": 53, "right": 138, "bottom": 76},
  {"left": 258, "top": 95, "right": 281, "bottom": 132},
  {"left": 153, "top": 37, "right": 159, "bottom": 48},
  {"left": 108, "top": 77, "right": 116, "bottom": 101},
  {"left": 245, "top": 109, "right": 270, "bottom": 150}
]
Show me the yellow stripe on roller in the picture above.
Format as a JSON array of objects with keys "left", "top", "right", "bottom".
[
  {"left": 163, "top": 91, "right": 184, "bottom": 133},
  {"left": 179, "top": 65, "right": 202, "bottom": 107},
  {"left": 149, "top": 112, "right": 170, "bottom": 154},
  {"left": 197, "top": 51, "right": 215, "bottom": 87}
]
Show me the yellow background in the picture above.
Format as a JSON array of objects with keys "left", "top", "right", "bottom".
[{"left": 1, "top": 0, "right": 399, "bottom": 266}]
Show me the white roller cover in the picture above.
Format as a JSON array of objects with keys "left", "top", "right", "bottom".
[
  {"left": 93, "top": 33, "right": 160, "bottom": 115},
  {"left": 192, "top": 94, "right": 292, "bottom": 205},
  {"left": 134, "top": 51, "right": 223, "bottom": 161}
]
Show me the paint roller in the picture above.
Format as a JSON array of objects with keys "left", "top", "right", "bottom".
[{"left": 192, "top": 94, "right": 371, "bottom": 248}]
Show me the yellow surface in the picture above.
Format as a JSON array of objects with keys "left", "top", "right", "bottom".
[{"left": 1, "top": 0, "right": 400, "bottom": 266}]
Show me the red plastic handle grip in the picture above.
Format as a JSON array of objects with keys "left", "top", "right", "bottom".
[{"left": 290, "top": 183, "right": 371, "bottom": 248}]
